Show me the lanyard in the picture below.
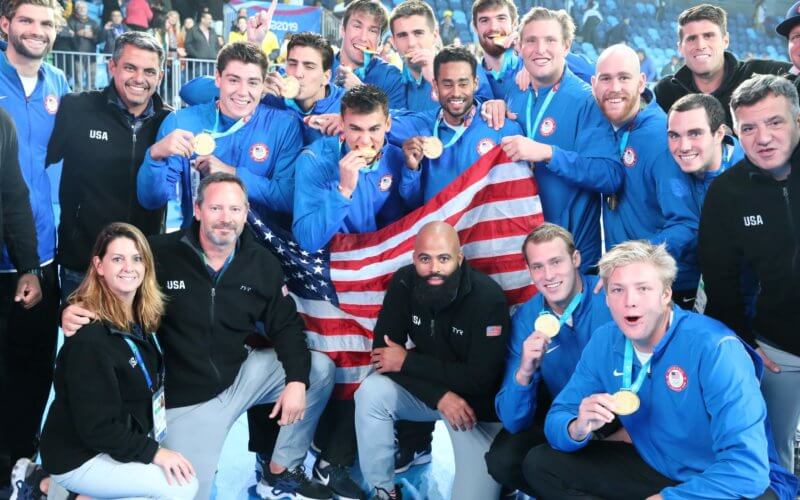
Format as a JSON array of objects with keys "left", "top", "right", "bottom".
[
  {"left": 488, "top": 49, "right": 518, "bottom": 81},
  {"left": 207, "top": 105, "right": 250, "bottom": 139},
  {"left": 541, "top": 291, "right": 583, "bottom": 327},
  {"left": 621, "top": 338, "right": 651, "bottom": 394},
  {"left": 354, "top": 52, "right": 372, "bottom": 80},
  {"left": 339, "top": 140, "right": 380, "bottom": 172},
  {"left": 618, "top": 127, "right": 631, "bottom": 158},
  {"left": 720, "top": 143, "right": 732, "bottom": 171},
  {"left": 525, "top": 82, "right": 559, "bottom": 139},
  {"left": 433, "top": 105, "right": 476, "bottom": 149},
  {"left": 284, "top": 97, "right": 313, "bottom": 116},
  {"left": 123, "top": 334, "right": 163, "bottom": 393},
  {"left": 401, "top": 64, "right": 424, "bottom": 86}
]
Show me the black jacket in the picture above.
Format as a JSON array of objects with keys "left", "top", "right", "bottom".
[
  {"left": 40, "top": 321, "right": 162, "bottom": 474},
  {"left": 373, "top": 264, "right": 509, "bottom": 421},
  {"left": 0, "top": 108, "right": 38, "bottom": 271},
  {"left": 654, "top": 52, "right": 790, "bottom": 128},
  {"left": 46, "top": 84, "right": 171, "bottom": 271},
  {"left": 149, "top": 222, "right": 310, "bottom": 408},
  {"left": 184, "top": 25, "right": 221, "bottom": 60},
  {"left": 699, "top": 146, "right": 800, "bottom": 356}
]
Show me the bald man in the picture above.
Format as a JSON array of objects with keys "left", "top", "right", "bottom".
[
  {"left": 592, "top": 44, "right": 700, "bottom": 308},
  {"left": 354, "top": 222, "right": 509, "bottom": 500}
]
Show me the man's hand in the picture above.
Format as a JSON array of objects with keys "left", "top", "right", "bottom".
[
  {"left": 247, "top": 1, "right": 277, "bottom": 45},
  {"left": 515, "top": 331, "right": 551, "bottom": 385},
  {"left": 404, "top": 48, "right": 436, "bottom": 83},
  {"left": 480, "top": 99, "right": 517, "bottom": 130},
  {"left": 15, "top": 273, "right": 41, "bottom": 309},
  {"left": 371, "top": 335, "right": 407, "bottom": 373},
  {"left": 150, "top": 129, "right": 195, "bottom": 160},
  {"left": 263, "top": 71, "right": 285, "bottom": 97},
  {"left": 437, "top": 391, "right": 476, "bottom": 431},
  {"left": 757, "top": 347, "right": 781, "bottom": 373},
  {"left": 62, "top": 303, "right": 96, "bottom": 336},
  {"left": 515, "top": 67, "right": 531, "bottom": 92},
  {"left": 500, "top": 135, "right": 553, "bottom": 163},
  {"left": 402, "top": 137, "right": 426, "bottom": 171},
  {"left": 304, "top": 114, "right": 342, "bottom": 136},
  {"left": 568, "top": 393, "right": 616, "bottom": 442},
  {"left": 338, "top": 150, "right": 367, "bottom": 198},
  {"left": 269, "top": 381, "right": 306, "bottom": 426},
  {"left": 335, "top": 65, "right": 363, "bottom": 90},
  {"left": 500, "top": 31, "right": 520, "bottom": 50},
  {"left": 153, "top": 448, "right": 195, "bottom": 486},
  {"left": 195, "top": 155, "right": 235, "bottom": 176}
]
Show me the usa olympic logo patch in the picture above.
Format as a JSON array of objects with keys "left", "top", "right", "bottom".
[
  {"left": 539, "top": 117, "right": 556, "bottom": 137},
  {"left": 379, "top": 174, "right": 393, "bottom": 192},
  {"left": 665, "top": 365, "right": 688, "bottom": 392},
  {"left": 476, "top": 138, "right": 496, "bottom": 155},
  {"left": 44, "top": 94, "right": 59, "bottom": 114},
  {"left": 250, "top": 143, "right": 269, "bottom": 162},
  {"left": 622, "top": 146, "right": 637, "bottom": 167}
]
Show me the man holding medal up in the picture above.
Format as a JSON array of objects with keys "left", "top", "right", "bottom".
[
  {"left": 523, "top": 240, "right": 797, "bottom": 500},
  {"left": 137, "top": 41, "right": 303, "bottom": 229}
]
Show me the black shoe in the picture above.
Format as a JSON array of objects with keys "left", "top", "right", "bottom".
[
  {"left": 9, "top": 458, "right": 47, "bottom": 500},
  {"left": 393, "top": 444, "right": 431, "bottom": 473},
  {"left": 313, "top": 459, "right": 364, "bottom": 500},
  {"left": 257, "top": 465, "right": 333, "bottom": 499},
  {"left": 369, "top": 485, "right": 402, "bottom": 500}
]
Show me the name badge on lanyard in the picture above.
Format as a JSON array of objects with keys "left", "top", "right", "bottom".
[{"left": 123, "top": 334, "right": 167, "bottom": 442}]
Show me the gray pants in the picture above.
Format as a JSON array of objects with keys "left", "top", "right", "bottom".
[
  {"left": 758, "top": 341, "right": 800, "bottom": 472},
  {"left": 164, "top": 349, "right": 335, "bottom": 499},
  {"left": 49, "top": 453, "right": 199, "bottom": 499},
  {"left": 354, "top": 373, "right": 502, "bottom": 500}
]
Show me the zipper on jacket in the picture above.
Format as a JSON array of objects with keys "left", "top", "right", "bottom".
[
  {"left": 783, "top": 186, "right": 796, "bottom": 234},
  {"left": 429, "top": 317, "right": 435, "bottom": 336},
  {"left": 209, "top": 286, "right": 221, "bottom": 383},
  {"left": 128, "top": 124, "right": 137, "bottom": 219}
]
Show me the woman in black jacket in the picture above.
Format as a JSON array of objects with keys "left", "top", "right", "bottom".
[{"left": 38, "top": 223, "right": 197, "bottom": 498}]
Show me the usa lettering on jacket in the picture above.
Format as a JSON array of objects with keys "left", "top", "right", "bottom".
[
  {"left": 743, "top": 215, "right": 764, "bottom": 227},
  {"left": 165, "top": 280, "right": 185, "bottom": 290},
  {"left": 89, "top": 129, "right": 108, "bottom": 141}
]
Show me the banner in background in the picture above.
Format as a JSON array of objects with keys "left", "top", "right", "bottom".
[{"left": 225, "top": 1, "right": 322, "bottom": 43}]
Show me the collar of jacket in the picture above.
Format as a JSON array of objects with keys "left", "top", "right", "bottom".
[
  {"left": 741, "top": 142, "right": 800, "bottom": 182},
  {"left": 670, "top": 51, "right": 739, "bottom": 96},
  {"left": 103, "top": 80, "right": 170, "bottom": 114},
  {"left": 179, "top": 218, "right": 248, "bottom": 260}
]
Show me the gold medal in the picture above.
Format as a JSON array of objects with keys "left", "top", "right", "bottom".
[
  {"left": 422, "top": 137, "right": 444, "bottom": 159},
  {"left": 534, "top": 313, "right": 561, "bottom": 338},
  {"left": 355, "top": 145, "right": 379, "bottom": 163},
  {"left": 493, "top": 35, "right": 508, "bottom": 47},
  {"left": 193, "top": 133, "right": 216, "bottom": 156},
  {"left": 611, "top": 390, "right": 640, "bottom": 416},
  {"left": 354, "top": 43, "right": 378, "bottom": 55},
  {"left": 282, "top": 75, "right": 300, "bottom": 99}
]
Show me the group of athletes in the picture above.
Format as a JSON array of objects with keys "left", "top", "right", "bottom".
[{"left": 1, "top": 0, "right": 800, "bottom": 498}]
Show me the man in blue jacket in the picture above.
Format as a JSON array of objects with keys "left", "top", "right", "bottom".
[
  {"left": 482, "top": 7, "right": 622, "bottom": 272},
  {"left": 485, "top": 223, "right": 612, "bottom": 495},
  {"left": 592, "top": 44, "right": 700, "bottom": 307},
  {"left": 0, "top": 0, "right": 69, "bottom": 489},
  {"left": 137, "top": 41, "right": 303, "bottom": 229},
  {"left": 388, "top": 46, "right": 523, "bottom": 206},
  {"left": 524, "top": 240, "right": 797, "bottom": 500},
  {"left": 332, "top": 0, "right": 405, "bottom": 109}
]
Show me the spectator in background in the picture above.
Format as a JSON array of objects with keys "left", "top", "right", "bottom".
[
  {"left": 754, "top": 0, "right": 766, "bottom": 33},
  {"left": 637, "top": 48, "right": 657, "bottom": 82},
  {"left": 102, "top": 0, "right": 121, "bottom": 24},
  {"left": 228, "top": 16, "right": 248, "bottom": 43},
  {"left": 149, "top": 0, "right": 171, "bottom": 27},
  {"left": 604, "top": 17, "right": 628, "bottom": 47},
  {"left": 333, "top": 0, "right": 346, "bottom": 18},
  {"left": 580, "top": 0, "right": 602, "bottom": 48},
  {"left": 776, "top": 0, "right": 800, "bottom": 89},
  {"left": 124, "top": 0, "right": 153, "bottom": 31},
  {"left": 440, "top": 10, "right": 457, "bottom": 45},
  {"left": 184, "top": 11, "right": 221, "bottom": 60},
  {"left": 102, "top": 9, "right": 127, "bottom": 54},
  {"left": 156, "top": 9, "right": 181, "bottom": 59},
  {"left": 177, "top": 16, "right": 193, "bottom": 55},
  {"left": 68, "top": 0, "right": 99, "bottom": 87},
  {"left": 197, "top": 0, "right": 224, "bottom": 33},
  {"left": 661, "top": 54, "right": 681, "bottom": 78}
]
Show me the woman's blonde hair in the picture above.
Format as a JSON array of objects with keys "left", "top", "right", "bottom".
[{"left": 69, "top": 223, "right": 165, "bottom": 333}]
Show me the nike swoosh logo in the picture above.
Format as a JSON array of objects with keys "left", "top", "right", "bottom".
[
  {"left": 0, "top": 96, "right": 6, "bottom": 100},
  {"left": 680, "top": 297, "right": 694, "bottom": 303},
  {"left": 613, "top": 370, "right": 624, "bottom": 377},
  {"left": 315, "top": 470, "right": 330, "bottom": 485},
  {"left": 545, "top": 344, "right": 560, "bottom": 354}
]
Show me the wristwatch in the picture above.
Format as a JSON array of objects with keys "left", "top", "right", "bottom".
[{"left": 19, "top": 267, "right": 44, "bottom": 280}]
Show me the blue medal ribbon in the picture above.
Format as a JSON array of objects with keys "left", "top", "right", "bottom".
[
  {"left": 621, "top": 338, "right": 651, "bottom": 394},
  {"left": 525, "top": 81, "right": 560, "bottom": 139},
  {"left": 433, "top": 105, "right": 477, "bottom": 149},
  {"left": 123, "top": 333, "right": 163, "bottom": 393},
  {"left": 538, "top": 291, "right": 583, "bottom": 329},
  {"left": 354, "top": 52, "right": 373, "bottom": 80},
  {"left": 206, "top": 104, "right": 250, "bottom": 140},
  {"left": 488, "top": 49, "right": 518, "bottom": 81}
]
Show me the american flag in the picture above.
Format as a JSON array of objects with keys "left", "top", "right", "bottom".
[{"left": 249, "top": 146, "right": 544, "bottom": 399}]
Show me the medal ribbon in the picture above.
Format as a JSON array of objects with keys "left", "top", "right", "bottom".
[
  {"left": 618, "top": 127, "right": 631, "bottom": 159},
  {"left": 123, "top": 333, "right": 163, "bottom": 393},
  {"left": 720, "top": 143, "right": 732, "bottom": 171},
  {"left": 207, "top": 105, "right": 250, "bottom": 139},
  {"left": 489, "top": 49, "right": 518, "bottom": 81},
  {"left": 539, "top": 291, "right": 583, "bottom": 327},
  {"left": 401, "top": 64, "right": 424, "bottom": 86},
  {"left": 354, "top": 52, "right": 373, "bottom": 80},
  {"left": 525, "top": 81, "right": 560, "bottom": 139},
  {"left": 433, "top": 105, "right": 477, "bottom": 149},
  {"left": 621, "top": 338, "right": 652, "bottom": 394}
]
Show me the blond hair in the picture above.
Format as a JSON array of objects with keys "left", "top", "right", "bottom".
[
  {"left": 519, "top": 7, "right": 575, "bottom": 45},
  {"left": 598, "top": 241, "right": 677, "bottom": 289},
  {"left": 521, "top": 223, "right": 576, "bottom": 262}
]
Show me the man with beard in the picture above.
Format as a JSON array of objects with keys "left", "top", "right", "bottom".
[
  {"left": 388, "top": 0, "right": 492, "bottom": 112},
  {"left": 592, "top": 44, "right": 700, "bottom": 308},
  {"left": 46, "top": 31, "right": 171, "bottom": 299},
  {"left": 388, "top": 46, "right": 522, "bottom": 205},
  {"left": 0, "top": 0, "right": 68, "bottom": 491},
  {"left": 355, "top": 221, "right": 509, "bottom": 500},
  {"left": 137, "top": 41, "right": 303, "bottom": 230},
  {"left": 700, "top": 74, "right": 800, "bottom": 474},
  {"left": 485, "top": 223, "right": 612, "bottom": 496}
]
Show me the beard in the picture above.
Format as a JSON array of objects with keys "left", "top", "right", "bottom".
[
  {"left": 412, "top": 265, "right": 462, "bottom": 311},
  {"left": 9, "top": 31, "right": 52, "bottom": 60}
]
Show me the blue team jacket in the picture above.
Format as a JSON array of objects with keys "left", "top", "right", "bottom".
[
  {"left": 387, "top": 101, "right": 523, "bottom": 205},
  {"left": 601, "top": 91, "right": 700, "bottom": 292},
  {"left": 507, "top": 67, "right": 622, "bottom": 271},
  {"left": 137, "top": 101, "right": 303, "bottom": 226},
  {"left": 482, "top": 51, "right": 595, "bottom": 99},
  {"left": 687, "top": 134, "right": 744, "bottom": 208},
  {"left": 330, "top": 52, "right": 405, "bottom": 109},
  {"left": 495, "top": 274, "right": 612, "bottom": 433},
  {"left": 179, "top": 75, "right": 345, "bottom": 144},
  {"left": 545, "top": 305, "right": 798, "bottom": 499},
  {"left": 0, "top": 42, "right": 70, "bottom": 270},
  {"left": 292, "top": 136, "right": 409, "bottom": 252}
]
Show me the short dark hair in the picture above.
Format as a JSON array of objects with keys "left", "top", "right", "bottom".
[
  {"left": 287, "top": 32, "right": 334, "bottom": 72},
  {"left": 669, "top": 93, "right": 726, "bottom": 134},
  {"left": 112, "top": 31, "right": 165, "bottom": 68},
  {"left": 343, "top": 0, "right": 389, "bottom": 37},
  {"left": 196, "top": 172, "right": 248, "bottom": 207},
  {"left": 216, "top": 41, "right": 268, "bottom": 77},
  {"left": 471, "top": 0, "right": 518, "bottom": 26},
  {"left": 340, "top": 84, "right": 389, "bottom": 117},
  {"left": 677, "top": 4, "right": 727, "bottom": 42},
  {"left": 434, "top": 45, "right": 477, "bottom": 80},
  {"left": 390, "top": 0, "right": 436, "bottom": 34},
  {"left": 1, "top": 0, "right": 61, "bottom": 22},
  {"left": 730, "top": 74, "right": 800, "bottom": 121}
]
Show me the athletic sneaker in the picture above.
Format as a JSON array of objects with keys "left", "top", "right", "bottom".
[
  {"left": 256, "top": 465, "right": 333, "bottom": 500},
  {"left": 369, "top": 485, "right": 402, "bottom": 500},
  {"left": 312, "top": 458, "right": 364, "bottom": 500},
  {"left": 255, "top": 453, "right": 268, "bottom": 483},
  {"left": 9, "top": 458, "right": 47, "bottom": 500},
  {"left": 393, "top": 444, "right": 431, "bottom": 473}
]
